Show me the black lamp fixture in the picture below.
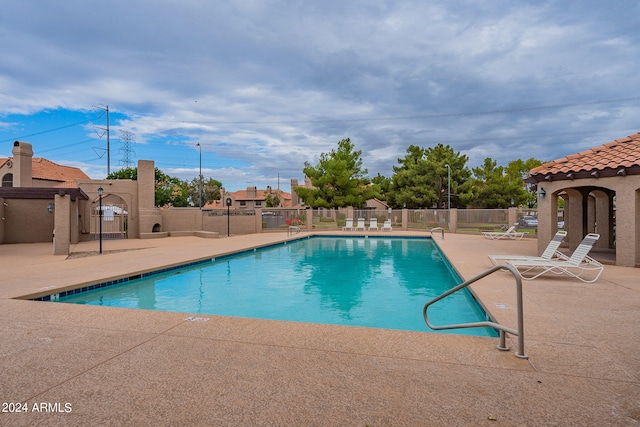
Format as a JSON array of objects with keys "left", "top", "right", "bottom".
[
  {"left": 47, "top": 203, "right": 54, "bottom": 213},
  {"left": 539, "top": 187, "right": 546, "bottom": 198}
]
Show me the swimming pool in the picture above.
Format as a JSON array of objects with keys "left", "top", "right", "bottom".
[{"left": 53, "top": 236, "right": 496, "bottom": 336}]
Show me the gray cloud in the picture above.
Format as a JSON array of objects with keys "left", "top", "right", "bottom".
[{"left": 1, "top": 0, "right": 639, "bottom": 190}]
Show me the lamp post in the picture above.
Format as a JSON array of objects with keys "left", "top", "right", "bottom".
[
  {"left": 226, "top": 197, "right": 231, "bottom": 237},
  {"left": 445, "top": 164, "right": 451, "bottom": 228},
  {"left": 197, "top": 142, "right": 202, "bottom": 209},
  {"left": 98, "top": 186, "right": 103, "bottom": 254}
]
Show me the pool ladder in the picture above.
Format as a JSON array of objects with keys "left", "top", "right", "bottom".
[
  {"left": 431, "top": 227, "right": 445, "bottom": 239},
  {"left": 287, "top": 225, "right": 301, "bottom": 237},
  {"left": 423, "top": 264, "right": 528, "bottom": 359}
]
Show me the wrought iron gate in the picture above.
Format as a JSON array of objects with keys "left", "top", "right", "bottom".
[{"left": 90, "top": 204, "right": 128, "bottom": 240}]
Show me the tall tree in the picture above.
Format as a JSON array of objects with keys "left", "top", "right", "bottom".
[
  {"left": 506, "top": 158, "right": 544, "bottom": 207},
  {"left": 466, "top": 158, "right": 527, "bottom": 208},
  {"left": 294, "top": 138, "right": 377, "bottom": 208},
  {"left": 106, "top": 167, "right": 190, "bottom": 207},
  {"left": 186, "top": 177, "right": 222, "bottom": 207},
  {"left": 387, "top": 144, "right": 472, "bottom": 208}
]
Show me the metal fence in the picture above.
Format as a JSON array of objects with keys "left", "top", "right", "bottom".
[
  {"left": 407, "top": 209, "right": 449, "bottom": 230},
  {"left": 261, "top": 208, "right": 306, "bottom": 230},
  {"left": 456, "top": 209, "right": 509, "bottom": 231}
]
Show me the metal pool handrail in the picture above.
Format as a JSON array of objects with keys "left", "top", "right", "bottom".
[
  {"left": 431, "top": 227, "right": 445, "bottom": 239},
  {"left": 423, "top": 264, "right": 528, "bottom": 359},
  {"left": 287, "top": 225, "right": 301, "bottom": 237}
]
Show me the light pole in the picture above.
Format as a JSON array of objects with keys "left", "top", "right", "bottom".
[
  {"left": 197, "top": 142, "right": 202, "bottom": 209},
  {"left": 445, "top": 164, "right": 451, "bottom": 228},
  {"left": 98, "top": 186, "right": 103, "bottom": 254},
  {"left": 226, "top": 197, "right": 232, "bottom": 237}
]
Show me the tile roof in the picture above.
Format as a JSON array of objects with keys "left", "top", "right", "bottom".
[
  {"left": 0, "top": 157, "right": 89, "bottom": 187},
  {"left": 32, "top": 158, "right": 89, "bottom": 184},
  {"left": 230, "top": 188, "right": 292, "bottom": 201},
  {"left": 529, "top": 132, "right": 640, "bottom": 180}
]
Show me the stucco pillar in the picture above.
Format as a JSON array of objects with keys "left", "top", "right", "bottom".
[
  {"left": 306, "top": 207, "right": 313, "bottom": 232},
  {"left": 508, "top": 207, "right": 518, "bottom": 229},
  {"left": 536, "top": 187, "right": 556, "bottom": 256},
  {"left": 594, "top": 191, "right": 610, "bottom": 249},
  {"left": 53, "top": 194, "right": 71, "bottom": 255},
  {"left": 401, "top": 209, "right": 408, "bottom": 230},
  {"left": 565, "top": 190, "right": 584, "bottom": 251},
  {"left": 614, "top": 187, "right": 639, "bottom": 267},
  {"left": 138, "top": 160, "right": 156, "bottom": 210},
  {"left": 0, "top": 198, "right": 5, "bottom": 243},
  {"left": 449, "top": 208, "right": 457, "bottom": 233},
  {"left": 255, "top": 208, "right": 263, "bottom": 232}
]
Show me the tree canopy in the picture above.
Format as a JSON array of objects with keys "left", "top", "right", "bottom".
[
  {"left": 386, "top": 144, "right": 473, "bottom": 208},
  {"left": 293, "top": 138, "right": 377, "bottom": 208},
  {"left": 464, "top": 158, "right": 528, "bottom": 208},
  {"left": 107, "top": 167, "right": 222, "bottom": 207}
]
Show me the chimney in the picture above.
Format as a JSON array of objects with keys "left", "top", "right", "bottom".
[
  {"left": 12, "top": 141, "right": 33, "bottom": 187},
  {"left": 247, "top": 186, "right": 256, "bottom": 198}
]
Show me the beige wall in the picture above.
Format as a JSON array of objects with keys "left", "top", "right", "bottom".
[
  {"left": 159, "top": 208, "right": 260, "bottom": 235},
  {"left": 1, "top": 198, "right": 54, "bottom": 243}
]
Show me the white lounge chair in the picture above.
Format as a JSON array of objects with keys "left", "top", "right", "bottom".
[
  {"left": 381, "top": 219, "right": 392, "bottom": 231},
  {"left": 342, "top": 218, "right": 354, "bottom": 231},
  {"left": 488, "top": 230, "right": 567, "bottom": 265},
  {"left": 506, "top": 233, "right": 603, "bottom": 283},
  {"left": 368, "top": 218, "right": 379, "bottom": 230},
  {"left": 482, "top": 223, "right": 525, "bottom": 240},
  {"left": 354, "top": 218, "right": 366, "bottom": 231}
]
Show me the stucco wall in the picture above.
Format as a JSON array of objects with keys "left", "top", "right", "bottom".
[
  {"left": 3, "top": 199, "right": 54, "bottom": 243},
  {"left": 159, "top": 208, "right": 259, "bottom": 235}
]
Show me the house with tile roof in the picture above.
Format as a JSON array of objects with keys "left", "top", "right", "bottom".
[
  {"left": 526, "top": 131, "right": 640, "bottom": 267},
  {"left": 1, "top": 142, "right": 89, "bottom": 188},
  {"left": 205, "top": 186, "right": 292, "bottom": 209}
]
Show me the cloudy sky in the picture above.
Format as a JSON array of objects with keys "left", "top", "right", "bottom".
[{"left": 1, "top": 0, "right": 639, "bottom": 192}]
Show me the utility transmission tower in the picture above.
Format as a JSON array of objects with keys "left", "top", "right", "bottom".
[
  {"left": 118, "top": 130, "right": 136, "bottom": 168},
  {"left": 93, "top": 105, "right": 111, "bottom": 175}
]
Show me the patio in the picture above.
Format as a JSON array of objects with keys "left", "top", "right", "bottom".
[{"left": 0, "top": 232, "right": 638, "bottom": 426}]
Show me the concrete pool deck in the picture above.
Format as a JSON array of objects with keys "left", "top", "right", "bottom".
[{"left": 0, "top": 232, "right": 638, "bottom": 426}]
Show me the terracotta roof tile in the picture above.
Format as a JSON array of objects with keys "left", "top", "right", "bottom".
[
  {"left": 31, "top": 158, "right": 89, "bottom": 185},
  {"left": 530, "top": 131, "right": 640, "bottom": 177},
  {"left": 0, "top": 157, "right": 89, "bottom": 187}
]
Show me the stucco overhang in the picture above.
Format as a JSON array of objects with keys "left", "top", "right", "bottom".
[{"left": 0, "top": 187, "right": 89, "bottom": 201}]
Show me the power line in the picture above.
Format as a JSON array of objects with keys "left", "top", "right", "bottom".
[
  {"left": 131, "top": 96, "right": 640, "bottom": 125},
  {"left": 0, "top": 119, "right": 93, "bottom": 143}
]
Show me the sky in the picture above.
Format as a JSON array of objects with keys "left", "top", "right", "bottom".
[{"left": 1, "top": 1, "right": 639, "bottom": 192}]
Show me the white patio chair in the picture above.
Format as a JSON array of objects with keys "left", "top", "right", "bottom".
[
  {"left": 354, "top": 218, "right": 366, "bottom": 231},
  {"left": 368, "top": 218, "right": 379, "bottom": 230},
  {"left": 506, "top": 233, "right": 603, "bottom": 283},
  {"left": 381, "top": 219, "right": 393, "bottom": 231},
  {"left": 488, "top": 230, "right": 567, "bottom": 265},
  {"left": 482, "top": 223, "right": 525, "bottom": 240},
  {"left": 342, "top": 218, "right": 354, "bottom": 231}
]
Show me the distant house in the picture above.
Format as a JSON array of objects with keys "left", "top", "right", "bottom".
[
  {"left": 205, "top": 186, "right": 292, "bottom": 209},
  {"left": 1, "top": 143, "right": 89, "bottom": 188}
]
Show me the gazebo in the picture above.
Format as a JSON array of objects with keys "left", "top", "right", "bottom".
[{"left": 526, "top": 132, "right": 640, "bottom": 268}]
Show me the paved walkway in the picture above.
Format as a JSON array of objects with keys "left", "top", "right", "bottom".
[{"left": 0, "top": 232, "right": 638, "bottom": 426}]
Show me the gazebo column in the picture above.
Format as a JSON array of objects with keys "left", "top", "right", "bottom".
[
  {"left": 614, "top": 187, "right": 639, "bottom": 267},
  {"left": 536, "top": 185, "right": 556, "bottom": 257},
  {"left": 593, "top": 190, "right": 611, "bottom": 250},
  {"left": 562, "top": 189, "right": 584, "bottom": 251}
]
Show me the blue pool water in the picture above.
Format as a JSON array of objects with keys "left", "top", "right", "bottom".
[{"left": 56, "top": 236, "right": 496, "bottom": 336}]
